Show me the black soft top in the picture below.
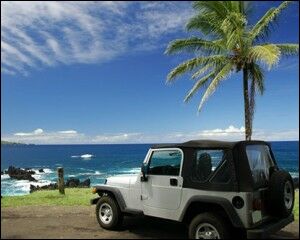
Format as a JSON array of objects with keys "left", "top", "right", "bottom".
[{"left": 151, "top": 140, "right": 269, "bottom": 149}]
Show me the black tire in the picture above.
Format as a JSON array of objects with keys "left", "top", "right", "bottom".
[
  {"left": 266, "top": 170, "right": 294, "bottom": 218},
  {"left": 96, "top": 195, "right": 123, "bottom": 230},
  {"left": 188, "top": 212, "right": 230, "bottom": 239}
]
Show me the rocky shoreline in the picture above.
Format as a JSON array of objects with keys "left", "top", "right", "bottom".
[
  {"left": 3, "top": 166, "right": 37, "bottom": 182},
  {"left": 30, "top": 178, "right": 91, "bottom": 193},
  {"left": 1, "top": 166, "right": 91, "bottom": 193},
  {"left": 1, "top": 166, "right": 298, "bottom": 193}
]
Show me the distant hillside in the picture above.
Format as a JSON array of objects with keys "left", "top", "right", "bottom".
[{"left": 1, "top": 140, "right": 28, "bottom": 145}]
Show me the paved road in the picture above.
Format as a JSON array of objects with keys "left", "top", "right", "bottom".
[{"left": 1, "top": 206, "right": 299, "bottom": 239}]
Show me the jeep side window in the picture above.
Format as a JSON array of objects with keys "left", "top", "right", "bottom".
[
  {"left": 191, "top": 149, "right": 224, "bottom": 182},
  {"left": 148, "top": 150, "right": 182, "bottom": 176}
]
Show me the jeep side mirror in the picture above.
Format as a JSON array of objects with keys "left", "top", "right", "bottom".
[{"left": 141, "top": 164, "right": 148, "bottom": 182}]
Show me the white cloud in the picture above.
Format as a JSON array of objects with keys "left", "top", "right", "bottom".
[
  {"left": 14, "top": 128, "right": 44, "bottom": 136},
  {"left": 1, "top": 1, "right": 193, "bottom": 75},
  {"left": 8, "top": 128, "right": 84, "bottom": 143},
  {"left": 92, "top": 133, "right": 142, "bottom": 144},
  {"left": 2, "top": 126, "right": 298, "bottom": 144},
  {"left": 58, "top": 130, "right": 77, "bottom": 134}
]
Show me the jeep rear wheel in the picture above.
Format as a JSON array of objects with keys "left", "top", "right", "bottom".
[
  {"left": 96, "top": 195, "right": 123, "bottom": 230},
  {"left": 189, "top": 213, "right": 230, "bottom": 239}
]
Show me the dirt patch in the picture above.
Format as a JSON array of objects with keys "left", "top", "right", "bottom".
[{"left": 1, "top": 206, "right": 299, "bottom": 239}]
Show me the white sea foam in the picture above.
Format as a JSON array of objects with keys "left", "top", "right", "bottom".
[
  {"left": 79, "top": 171, "right": 102, "bottom": 176},
  {"left": 32, "top": 168, "right": 54, "bottom": 175},
  {"left": 14, "top": 179, "right": 54, "bottom": 190},
  {"left": 1, "top": 174, "right": 10, "bottom": 180},
  {"left": 32, "top": 174, "right": 42, "bottom": 180},
  {"left": 71, "top": 154, "right": 94, "bottom": 159},
  {"left": 43, "top": 168, "right": 54, "bottom": 174},
  {"left": 120, "top": 168, "right": 140, "bottom": 174},
  {"left": 81, "top": 154, "right": 93, "bottom": 159},
  {"left": 29, "top": 180, "right": 54, "bottom": 187},
  {"left": 290, "top": 172, "right": 299, "bottom": 178}
]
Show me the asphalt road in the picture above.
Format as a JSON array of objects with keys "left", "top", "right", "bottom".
[{"left": 1, "top": 206, "right": 299, "bottom": 239}]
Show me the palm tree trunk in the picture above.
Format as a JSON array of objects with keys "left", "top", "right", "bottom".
[
  {"left": 243, "top": 68, "right": 251, "bottom": 141},
  {"left": 249, "top": 79, "right": 255, "bottom": 139}
]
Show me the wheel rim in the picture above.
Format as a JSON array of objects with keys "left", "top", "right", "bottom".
[
  {"left": 99, "top": 203, "right": 113, "bottom": 224},
  {"left": 195, "top": 223, "right": 220, "bottom": 239},
  {"left": 284, "top": 181, "right": 293, "bottom": 209}
]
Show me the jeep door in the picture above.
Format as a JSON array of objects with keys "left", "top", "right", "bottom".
[{"left": 141, "top": 148, "right": 183, "bottom": 217}]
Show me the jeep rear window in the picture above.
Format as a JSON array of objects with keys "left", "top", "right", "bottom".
[
  {"left": 246, "top": 144, "right": 274, "bottom": 186},
  {"left": 191, "top": 149, "right": 228, "bottom": 182}
]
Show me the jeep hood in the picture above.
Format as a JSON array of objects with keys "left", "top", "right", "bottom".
[{"left": 106, "top": 174, "right": 139, "bottom": 188}]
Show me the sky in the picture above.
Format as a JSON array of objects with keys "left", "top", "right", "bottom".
[{"left": 1, "top": 1, "right": 299, "bottom": 144}]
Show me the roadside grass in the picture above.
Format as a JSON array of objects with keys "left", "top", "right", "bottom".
[
  {"left": 293, "top": 190, "right": 299, "bottom": 220},
  {"left": 1, "top": 188, "right": 95, "bottom": 207},
  {"left": 1, "top": 188, "right": 299, "bottom": 221}
]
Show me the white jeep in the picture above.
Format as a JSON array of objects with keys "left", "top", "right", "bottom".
[{"left": 91, "top": 140, "right": 295, "bottom": 239}]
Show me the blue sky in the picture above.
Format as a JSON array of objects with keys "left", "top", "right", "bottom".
[{"left": 1, "top": 1, "right": 299, "bottom": 144}]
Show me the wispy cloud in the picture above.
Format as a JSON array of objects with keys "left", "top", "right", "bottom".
[
  {"left": 2, "top": 126, "right": 298, "bottom": 144},
  {"left": 4, "top": 128, "right": 84, "bottom": 144},
  {"left": 1, "top": 1, "right": 192, "bottom": 75},
  {"left": 91, "top": 133, "right": 142, "bottom": 144},
  {"left": 14, "top": 128, "right": 44, "bottom": 136}
]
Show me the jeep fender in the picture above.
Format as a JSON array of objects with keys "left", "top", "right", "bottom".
[
  {"left": 91, "top": 185, "right": 143, "bottom": 215},
  {"left": 91, "top": 185, "right": 126, "bottom": 210},
  {"left": 179, "top": 196, "right": 244, "bottom": 228}
]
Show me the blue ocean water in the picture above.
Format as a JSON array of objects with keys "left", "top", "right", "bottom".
[{"left": 1, "top": 141, "right": 299, "bottom": 196}]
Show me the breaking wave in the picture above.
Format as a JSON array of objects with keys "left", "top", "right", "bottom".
[{"left": 71, "top": 154, "right": 94, "bottom": 159}]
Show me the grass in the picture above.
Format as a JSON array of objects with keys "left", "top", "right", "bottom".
[
  {"left": 293, "top": 190, "right": 299, "bottom": 220},
  {"left": 1, "top": 188, "right": 299, "bottom": 221},
  {"left": 1, "top": 188, "right": 95, "bottom": 207}
]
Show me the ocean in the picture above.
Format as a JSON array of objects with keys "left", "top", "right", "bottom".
[{"left": 1, "top": 141, "right": 299, "bottom": 196}]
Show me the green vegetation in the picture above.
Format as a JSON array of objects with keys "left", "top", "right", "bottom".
[
  {"left": 1, "top": 188, "right": 94, "bottom": 207},
  {"left": 1, "top": 188, "right": 299, "bottom": 221},
  {"left": 294, "top": 190, "right": 299, "bottom": 220},
  {"left": 165, "top": 1, "right": 299, "bottom": 140}
]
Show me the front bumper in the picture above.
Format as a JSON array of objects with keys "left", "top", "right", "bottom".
[{"left": 247, "top": 214, "right": 294, "bottom": 239}]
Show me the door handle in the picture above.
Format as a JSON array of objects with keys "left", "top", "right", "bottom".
[{"left": 170, "top": 178, "right": 178, "bottom": 186}]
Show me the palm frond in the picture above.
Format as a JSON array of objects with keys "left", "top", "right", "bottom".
[
  {"left": 220, "top": 11, "right": 246, "bottom": 49},
  {"left": 191, "top": 63, "right": 214, "bottom": 79},
  {"left": 186, "top": 13, "right": 223, "bottom": 36},
  {"left": 167, "top": 55, "right": 226, "bottom": 82},
  {"left": 250, "top": 1, "right": 292, "bottom": 41},
  {"left": 184, "top": 71, "right": 215, "bottom": 102},
  {"left": 198, "top": 62, "right": 233, "bottom": 111},
  {"left": 276, "top": 44, "right": 299, "bottom": 56},
  {"left": 249, "top": 44, "right": 281, "bottom": 69},
  {"left": 164, "top": 38, "right": 224, "bottom": 55},
  {"left": 193, "top": 1, "right": 228, "bottom": 19},
  {"left": 248, "top": 63, "right": 265, "bottom": 95}
]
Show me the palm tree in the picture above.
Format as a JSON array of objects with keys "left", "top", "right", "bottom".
[{"left": 165, "top": 1, "right": 298, "bottom": 140}]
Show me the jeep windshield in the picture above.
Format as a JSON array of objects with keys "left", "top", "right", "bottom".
[{"left": 246, "top": 144, "right": 275, "bottom": 188}]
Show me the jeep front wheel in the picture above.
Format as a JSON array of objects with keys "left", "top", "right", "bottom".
[
  {"left": 96, "top": 195, "right": 123, "bottom": 230},
  {"left": 189, "top": 213, "right": 230, "bottom": 239}
]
